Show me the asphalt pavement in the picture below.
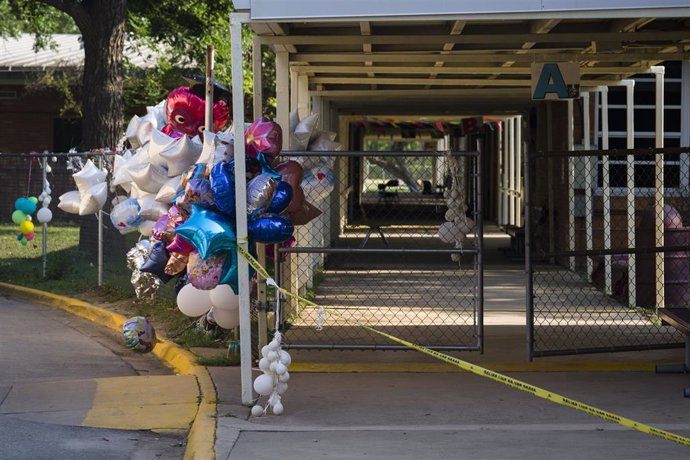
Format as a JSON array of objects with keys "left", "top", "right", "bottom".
[{"left": 0, "top": 295, "right": 185, "bottom": 460}]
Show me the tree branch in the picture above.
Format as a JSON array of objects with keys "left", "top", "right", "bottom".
[{"left": 40, "top": 0, "right": 89, "bottom": 31}]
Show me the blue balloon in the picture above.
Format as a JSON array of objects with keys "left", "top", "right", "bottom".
[
  {"left": 15, "top": 197, "right": 36, "bottom": 215},
  {"left": 266, "top": 181, "right": 293, "bottom": 214},
  {"left": 248, "top": 214, "right": 294, "bottom": 244},
  {"left": 210, "top": 161, "right": 236, "bottom": 217},
  {"left": 140, "top": 242, "right": 173, "bottom": 283},
  {"left": 257, "top": 152, "right": 281, "bottom": 180},
  {"left": 174, "top": 270, "right": 188, "bottom": 295},
  {"left": 175, "top": 204, "right": 237, "bottom": 259},
  {"left": 219, "top": 249, "right": 239, "bottom": 294}
]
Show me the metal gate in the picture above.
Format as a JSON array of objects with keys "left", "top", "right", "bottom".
[
  {"left": 526, "top": 147, "right": 688, "bottom": 357},
  {"left": 275, "top": 148, "right": 483, "bottom": 351}
]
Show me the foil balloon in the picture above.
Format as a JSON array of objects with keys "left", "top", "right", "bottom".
[
  {"left": 165, "top": 251, "right": 188, "bottom": 276},
  {"left": 210, "top": 160, "right": 236, "bottom": 217},
  {"left": 275, "top": 160, "right": 304, "bottom": 189},
  {"left": 290, "top": 112, "right": 319, "bottom": 150},
  {"left": 290, "top": 200, "right": 322, "bottom": 226},
  {"left": 219, "top": 248, "right": 239, "bottom": 294},
  {"left": 266, "top": 181, "right": 293, "bottom": 215},
  {"left": 180, "top": 163, "right": 210, "bottom": 189},
  {"left": 126, "top": 240, "right": 162, "bottom": 300},
  {"left": 140, "top": 242, "right": 173, "bottom": 283},
  {"left": 138, "top": 196, "right": 169, "bottom": 221},
  {"left": 248, "top": 214, "right": 295, "bottom": 244},
  {"left": 122, "top": 316, "right": 157, "bottom": 353},
  {"left": 245, "top": 118, "right": 282, "bottom": 160},
  {"left": 151, "top": 214, "right": 174, "bottom": 243},
  {"left": 187, "top": 251, "right": 225, "bottom": 290},
  {"left": 127, "top": 162, "right": 169, "bottom": 194},
  {"left": 174, "top": 271, "right": 188, "bottom": 295},
  {"left": 246, "top": 174, "right": 276, "bottom": 217},
  {"left": 174, "top": 205, "right": 237, "bottom": 259},
  {"left": 159, "top": 134, "right": 203, "bottom": 177},
  {"left": 155, "top": 175, "right": 183, "bottom": 203},
  {"left": 257, "top": 152, "right": 281, "bottom": 180},
  {"left": 176, "top": 177, "right": 214, "bottom": 212},
  {"left": 302, "top": 166, "right": 336, "bottom": 202},
  {"left": 110, "top": 198, "right": 144, "bottom": 234},
  {"left": 72, "top": 160, "right": 106, "bottom": 193},
  {"left": 78, "top": 182, "right": 107, "bottom": 216},
  {"left": 138, "top": 220, "right": 155, "bottom": 237},
  {"left": 166, "top": 234, "right": 195, "bottom": 256},
  {"left": 163, "top": 86, "right": 230, "bottom": 138},
  {"left": 57, "top": 190, "right": 81, "bottom": 214}
]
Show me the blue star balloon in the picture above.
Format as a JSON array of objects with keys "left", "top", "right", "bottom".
[
  {"left": 219, "top": 241, "right": 257, "bottom": 294},
  {"left": 257, "top": 152, "right": 281, "bottom": 180},
  {"left": 175, "top": 204, "right": 237, "bottom": 259},
  {"left": 210, "top": 160, "right": 236, "bottom": 217}
]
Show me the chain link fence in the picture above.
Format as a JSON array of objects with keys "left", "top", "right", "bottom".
[
  {"left": 275, "top": 148, "right": 483, "bottom": 350},
  {"left": 527, "top": 147, "right": 689, "bottom": 357}
]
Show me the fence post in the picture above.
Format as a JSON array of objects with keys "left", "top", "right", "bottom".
[
  {"left": 652, "top": 66, "right": 665, "bottom": 308},
  {"left": 42, "top": 155, "right": 48, "bottom": 279},
  {"left": 97, "top": 154, "right": 104, "bottom": 287}
]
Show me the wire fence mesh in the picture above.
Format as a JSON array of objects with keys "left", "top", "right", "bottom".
[
  {"left": 275, "top": 150, "right": 483, "bottom": 350},
  {"left": 527, "top": 147, "right": 689, "bottom": 357}
]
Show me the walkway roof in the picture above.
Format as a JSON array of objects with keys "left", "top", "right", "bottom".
[{"left": 236, "top": 1, "right": 690, "bottom": 114}]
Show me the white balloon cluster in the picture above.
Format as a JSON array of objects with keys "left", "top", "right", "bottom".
[
  {"left": 36, "top": 158, "right": 54, "bottom": 224},
  {"left": 251, "top": 332, "right": 291, "bottom": 417},
  {"left": 109, "top": 102, "right": 234, "bottom": 237},
  {"left": 287, "top": 112, "right": 340, "bottom": 202},
  {"left": 177, "top": 283, "right": 240, "bottom": 329},
  {"left": 438, "top": 152, "right": 475, "bottom": 263},
  {"left": 57, "top": 159, "right": 108, "bottom": 216}
]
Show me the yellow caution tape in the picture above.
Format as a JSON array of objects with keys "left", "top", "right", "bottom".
[{"left": 236, "top": 246, "right": 690, "bottom": 447}]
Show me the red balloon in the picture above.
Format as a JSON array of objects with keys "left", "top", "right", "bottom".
[
  {"left": 164, "top": 86, "right": 230, "bottom": 138},
  {"left": 245, "top": 118, "right": 282, "bottom": 160},
  {"left": 25, "top": 232, "right": 35, "bottom": 241}
]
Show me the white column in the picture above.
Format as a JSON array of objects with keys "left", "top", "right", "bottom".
[
  {"left": 623, "top": 80, "right": 636, "bottom": 307},
  {"left": 502, "top": 118, "right": 510, "bottom": 226},
  {"left": 275, "top": 52, "right": 290, "bottom": 149},
  {"left": 601, "top": 87, "right": 612, "bottom": 296},
  {"left": 567, "top": 99, "right": 575, "bottom": 271},
  {"left": 652, "top": 66, "right": 665, "bottom": 308},
  {"left": 230, "top": 12, "right": 253, "bottom": 405},
  {"left": 681, "top": 62, "right": 690, "bottom": 192},
  {"left": 515, "top": 115, "right": 523, "bottom": 228},
  {"left": 509, "top": 116, "right": 516, "bottom": 226},
  {"left": 583, "top": 92, "right": 594, "bottom": 281}
]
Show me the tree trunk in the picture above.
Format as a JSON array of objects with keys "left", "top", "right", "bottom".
[{"left": 77, "top": 0, "right": 126, "bottom": 149}]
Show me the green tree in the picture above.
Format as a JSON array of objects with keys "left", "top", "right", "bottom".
[{"left": 1, "top": 0, "right": 275, "bottom": 148}]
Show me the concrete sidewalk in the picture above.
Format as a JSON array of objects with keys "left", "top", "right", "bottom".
[{"left": 211, "top": 342, "right": 690, "bottom": 459}]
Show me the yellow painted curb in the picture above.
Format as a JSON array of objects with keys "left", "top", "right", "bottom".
[
  {"left": 290, "top": 361, "right": 666, "bottom": 373},
  {"left": 0, "top": 282, "right": 217, "bottom": 460}
]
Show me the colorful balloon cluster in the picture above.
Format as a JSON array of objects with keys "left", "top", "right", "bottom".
[
  {"left": 112, "top": 85, "right": 327, "bottom": 331},
  {"left": 122, "top": 316, "right": 157, "bottom": 353},
  {"left": 11, "top": 196, "right": 38, "bottom": 246}
]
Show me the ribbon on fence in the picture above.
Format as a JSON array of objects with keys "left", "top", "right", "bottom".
[{"left": 236, "top": 244, "right": 690, "bottom": 447}]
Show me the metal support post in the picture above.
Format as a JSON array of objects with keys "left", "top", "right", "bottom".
[
  {"left": 623, "top": 80, "right": 636, "bottom": 307},
  {"left": 567, "top": 99, "right": 575, "bottom": 271},
  {"left": 97, "top": 155, "right": 104, "bottom": 287},
  {"left": 583, "top": 92, "right": 594, "bottom": 281},
  {"left": 652, "top": 66, "right": 665, "bottom": 308},
  {"left": 230, "top": 11, "right": 253, "bottom": 406},
  {"left": 600, "top": 87, "right": 612, "bottom": 295},
  {"left": 41, "top": 156, "right": 48, "bottom": 279}
]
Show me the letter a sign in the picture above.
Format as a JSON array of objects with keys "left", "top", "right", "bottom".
[{"left": 531, "top": 62, "right": 580, "bottom": 100}]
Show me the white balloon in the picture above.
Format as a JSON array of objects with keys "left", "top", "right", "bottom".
[
  {"left": 272, "top": 402, "right": 284, "bottom": 415},
  {"left": 45, "top": 165, "right": 52, "bottom": 174},
  {"left": 278, "top": 371, "right": 290, "bottom": 383},
  {"left": 438, "top": 221, "right": 464, "bottom": 244},
  {"left": 128, "top": 163, "right": 169, "bottom": 194},
  {"left": 253, "top": 374, "right": 274, "bottom": 396},
  {"left": 258, "top": 358, "right": 270, "bottom": 372},
  {"left": 138, "top": 220, "right": 156, "bottom": 237},
  {"left": 57, "top": 190, "right": 81, "bottom": 214},
  {"left": 125, "top": 115, "right": 143, "bottom": 148},
  {"left": 159, "top": 134, "right": 203, "bottom": 177},
  {"left": 261, "top": 345, "right": 270, "bottom": 358},
  {"left": 457, "top": 218, "right": 475, "bottom": 234},
  {"left": 78, "top": 182, "right": 107, "bottom": 216},
  {"left": 138, "top": 196, "right": 169, "bottom": 221},
  {"left": 278, "top": 350, "right": 292, "bottom": 366},
  {"left": 25, "top": 215, "right": 32, "bottom": 222},
  {"left": 155, "top": 175, "right": 182, "bottom": 203},
  {"left": 209, "top": 284, "right": 240, "bottom": 310},
  {"left": 36, "top": 207, "right": 52, "bottom": 224},
  {"left": 73, "top": 160, "right": 106, "bottom": 193},
  {"left": 267, "top": 350, "right": 278, "bottom": 362},
  {"left": 274, "top": 362, "right": 287, "bottom": 375},
  {"left": 268, "top": 340, "right": 280, "bottom": 351},
  {"left": 269, "top": 362, "right": 278, "bottom": 372},
  {"left": 176, "top": 284, "right": 213, "bottom": 317},
  {"left": 110, "top": 198, "right": 143, "bottom": 234},
  {"left": 251, "top": 405, "right": 264, "bottom": 417},
  {"left": 211, "top": 307, "right": 240, "bottom": 329},
  {"left": 42, "top": 197, "right": 51, "bottom": 206},
  {"left": 276, "top": 382, "right": 288, "bottom": 395}
]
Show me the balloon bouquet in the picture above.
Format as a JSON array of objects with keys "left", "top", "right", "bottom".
[{"left": 11, "top": 197, "right": 38, "bottom": 246}]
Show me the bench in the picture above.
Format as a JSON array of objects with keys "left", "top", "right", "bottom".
[{"left": 655, "top": 308, "right": 690, "bottom": 397}]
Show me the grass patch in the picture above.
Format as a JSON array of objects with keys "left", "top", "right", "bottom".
[
  {"left": 0, "top": 223, "right": 236, "bottom": 349},
  {"left": 197, "top": 354, "right": 241, "bottom": 367}
]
